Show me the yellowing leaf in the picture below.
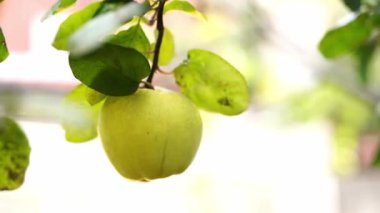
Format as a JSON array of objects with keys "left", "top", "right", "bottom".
[
  {"left": 174, "top": 49, "right": 250, "bottom": 115},
  {"left": 60, "top": 84, "right": 104, "bottom": 143},
  {"left": 0, "top": 117, "right": 30, "bottom": 191}
]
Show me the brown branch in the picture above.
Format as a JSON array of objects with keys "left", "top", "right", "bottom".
[{"left": 146, "top": 0, "right": 166, "bottom": 86}]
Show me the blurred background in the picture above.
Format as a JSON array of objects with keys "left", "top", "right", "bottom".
[{"left": 1, "top": 0, "right": 379, "bottom": 212}]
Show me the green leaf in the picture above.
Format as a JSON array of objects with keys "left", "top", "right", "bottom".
[
  {"left": 92, "top": 1, "right": 125, "bottom": 17},
  {"left": 108, "top": 24, "right": 150, "bottom": 55},
  {"left": 164, "top": 0, "right": 206, "bottom": 19},
  {"left": 153, "top": 28, "right": 175, "bottom": 65},
  {"left": 373, "top": 145, "right": 380, "bottom": 166},
  {"left": 285, "top": 83, "right": 372, "bottom": 125},
  {"left": 68, "top": 2, "right": 150, "bottom": 56},
  {"left": 52, "top": 2, "right": 102, "bottom": 50},
  {"left": 60, "top": 84, "right": 104, "bottom": 143},
  {"left": 356, "top": 39, "right": 377, "bottom": 84},
  {"left": 0, "top": 117, "right": 30, "bottom": 191},
  {"left": 85, "top": 86, "right": 106, "bottom": 106},
  {"left": 342, "top": 0, "right": 361, "bottom": 12},
  {"left": 0, "top": 28, "right": 9, "bottom": 63},
  {"left": 319, "top": 13, "right": 373, "bottom": 58},
  {"left": 103, "top": 0, "right": 133, "bottom": 3},
  {"left": 174, "top": 49, "right": 250, "bottom": 115},
  {"left": 69, "top": 44, "right": 150, "bottom": 96},
  {"left": 42, "top": 0, "right": 77, "bottom": 21}
]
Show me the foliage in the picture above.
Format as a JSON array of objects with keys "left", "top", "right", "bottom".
[
  {"left": 319, "top": 1, "right": 380, "bottom": 83},
  {"left": 49, "top": 0, "right": 249, "bottom": 121},
  {"left": 69, "top": 44, "right": 151, "bottom": 96},
  {"left": 286, "top": 82, "right": 374, "bottom": 173},
  {"left": 174, "top": 49, "right": 250, "bottom": 115},
  {"left": 0, "top": 28, "right": 8, "bottom": 63},
  {"left": 319, "top": 13, "right": 373, "bottom": 59},
  {"left": 60, "top": 84, "right": 104, "bottom": 142},
  {"left": 0, "top": 0, "right": 251, "bottom": 188},
  {"left": 42, "top": 0, "right": 77, "bottom": 21},
  {"left": 298, "top": 0, "right": 380, "bottom": 171},
  {"left": 0, "top": 1, "right": 31, "bottom": 191},
  {"left": 0, "top": 117, "right": 30, "bottom": 190}
]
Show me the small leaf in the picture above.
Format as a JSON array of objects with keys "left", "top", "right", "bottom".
[
  {"left": 0, "top": 28, "right": 9, "bottom": 63},
  {"left": 92, "top": 1, "right": 125, "bottom": 17},
  {"left": 85, "top": 87, "right": 106, "bottom": 106},
  {"left": 174, "top": 49, "right": 250, "bottom": 115},
  {"left": 68, "top": 2, "right": 150, "bottom": 56},
  {"left": 152, "top": 28, "right": 175, "bottom": 65},
  {"left": 356, "top": 39, "right": 377, "bottom": 84},
  {"left": 61, "top": 84, "right": 104, "bottom": 142},
  {"left": 0, "top": 117, "right": 30, "bottom": 191},
  {"left": 164, "top": 0, "right": 206, "bottom": 20},
  {"left": 52, "top": 2, "right": 102, "bottom": 50},
  {"left": 319, "top": 13, "right": 373, "bottom": 58},
  {"left": 42, "top": 0, "right": 77, "bottom": 21},
  {"left": 342, "top": 0, "right": 361, "bottom": 12},
  {"left": 372, "top": 145, "right": 380, "bottom": 167},
  {"left": 69, "top": 44, "right": 150, "bottom": 96},
  {"left": 108, "top": 24, "right": 150, "bottom": 55},
  {"left": 103, "top": 0, "right": 133, "bottom": 2}
]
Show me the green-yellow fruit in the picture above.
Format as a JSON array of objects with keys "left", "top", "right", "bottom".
[{"left": 99, "top": 89, "right": 202, "bottom": 181}]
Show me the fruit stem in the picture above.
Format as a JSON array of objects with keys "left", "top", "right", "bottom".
[{"left": 146, "top": 0, "right": 166, "bottom": 86}]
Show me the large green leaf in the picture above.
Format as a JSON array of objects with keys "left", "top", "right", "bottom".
[
  {"left": 0, "top": 117, "right": 30, "bottom": 191},
  {"left": 0, "top": 28, "right": 8, "bottom": 63},
  {"left": 69, "top": 44, "right": 150, "bottom": 96},
  {"left": 52, "top": 2, "right": 102, "bottom": 50},
  {"left": 108, "top": 24, "right": 150, "bottom": 55},
  {"left": 319, "top": 13, "right": 373, "bottom": 58},
  {"left": 164, "top": 0, "right": 206, "bottom": 19},
  {"left": 174, "top": 49, "right": 250, "bottom": 115},
  {"left": 42, "top": 0, "right": 76, "bottom": 21},
  {"left": 60, "top": 84, "right": 104, "bottom": 143},
  {"left": 342, "top": 0, "right": 361, "bottom": 12}
]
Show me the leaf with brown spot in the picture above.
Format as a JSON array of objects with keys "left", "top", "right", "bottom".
[
  {"left": 0, "top": 117, "right": 30, "bottom": 191},
  {"left": 174, "top": 49, "right": 250, "bottom": 115}
]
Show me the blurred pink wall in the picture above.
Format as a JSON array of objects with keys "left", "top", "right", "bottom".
[{"left": 0, "top": 0, "right": 91, "bottom": 51}]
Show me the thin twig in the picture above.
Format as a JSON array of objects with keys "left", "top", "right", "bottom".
[{"left": 146, "top": 0, "right": 166, "bottom": 85}]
